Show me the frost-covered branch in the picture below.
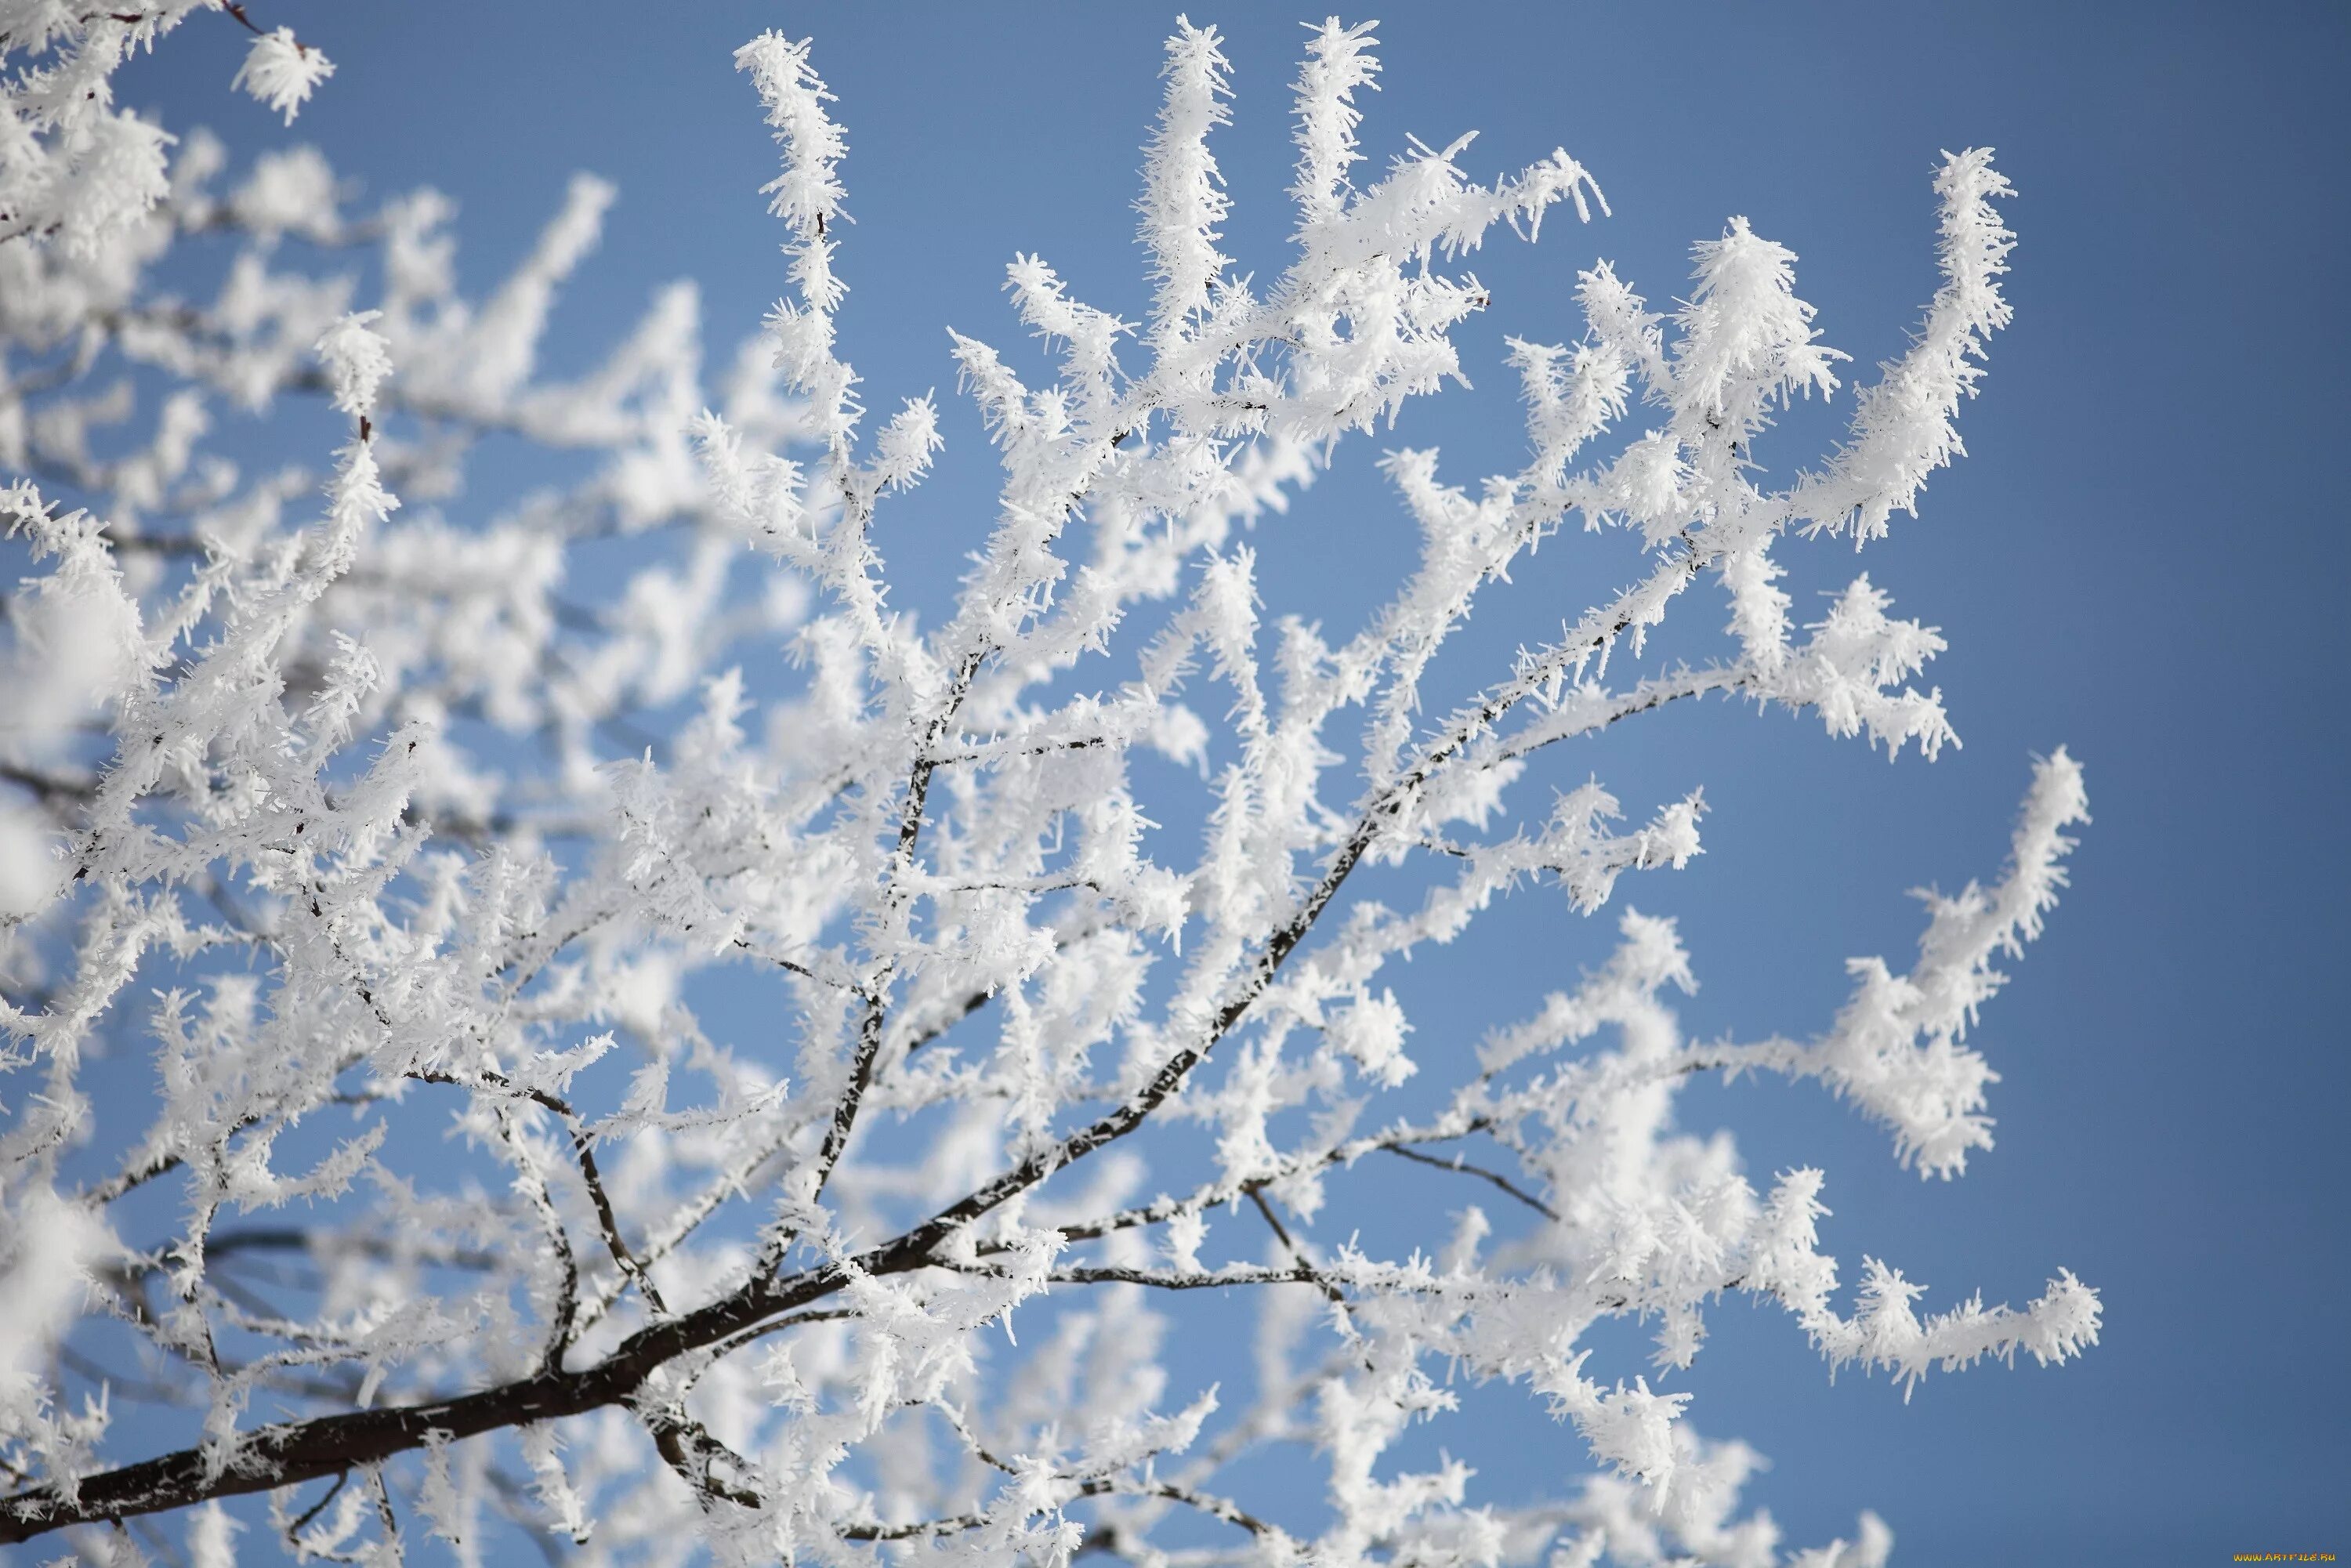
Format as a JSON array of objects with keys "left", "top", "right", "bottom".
[{"left": 0, "top": 17, "right": 2092, "bottom": 1567}]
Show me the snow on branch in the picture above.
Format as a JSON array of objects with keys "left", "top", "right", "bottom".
[
  {"left": 1794, "top": 149, "right": 2019, "bottom": 544},
  {"left": 0, "top": 16, "right": 2091, "bottom": 1568},
  {"left": 1692, "top": 751, "right": 2090, "bottom": 1176}
]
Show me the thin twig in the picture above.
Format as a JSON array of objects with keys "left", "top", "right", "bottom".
[{"left": 1378, "top": 1143, "right": 1559, "bottom": 1222}]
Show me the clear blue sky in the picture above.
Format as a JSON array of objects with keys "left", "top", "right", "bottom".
[{"left": 121, "top": 3, "right": 2350, "bottom": 1560}]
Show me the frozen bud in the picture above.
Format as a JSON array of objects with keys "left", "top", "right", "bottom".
[
  {"left": 1164, "top": 1208, "right": 1208, "bottom": 1272},
  {"left": 314, "top": 312, "right": 393, "bottom": 419},
  {"left": 1327, "top": 988, "right": 1416, "bottom": 1088}
]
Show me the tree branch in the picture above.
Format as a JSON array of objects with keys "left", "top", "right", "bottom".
[
  {"left": 1378, "top": 1143, "right": 1559, "bottom": 1222},
  {"left": 410, "top": 1071, "right": 668, "bottom": 1320}
]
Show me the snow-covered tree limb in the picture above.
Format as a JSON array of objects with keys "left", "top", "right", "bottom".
[{"left": 0, "top": 17, "right": 2094, "bottom": 1567}]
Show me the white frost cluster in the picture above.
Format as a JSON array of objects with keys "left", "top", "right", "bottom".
[
  {"left": 0, "top": 16, "right": 2095, "bottom": 1568},
  {"left": 230, "top": 26, "right": 335, "bottom": 126},
  {"left": 0, "top": 3, "right": 338, "bottom": 255}
]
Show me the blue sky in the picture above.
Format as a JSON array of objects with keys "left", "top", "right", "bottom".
[{"left": 118, "top": 2, "right": 2350, "bottom": 1560}]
